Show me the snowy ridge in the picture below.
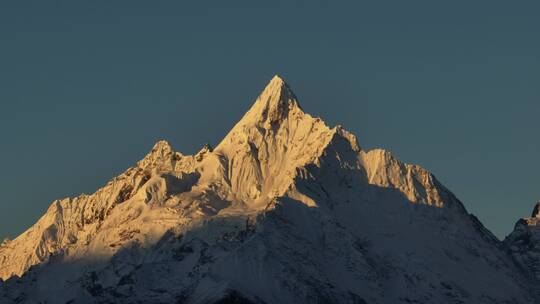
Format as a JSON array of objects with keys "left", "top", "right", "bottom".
[{"left": 0, "top": 76, "right": 537, "bottom": 303}]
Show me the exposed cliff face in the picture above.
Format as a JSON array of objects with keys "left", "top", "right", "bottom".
[{"left": 0, "top": 76, "right": 537, "bottom": 303}]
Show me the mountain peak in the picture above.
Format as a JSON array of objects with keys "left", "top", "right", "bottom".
[
  {"left": 266, "top": 74, "right": 289, "bottom": 93},
  {"left": 269, "top": 74, "right": 286, "bottom": 85},
  {"left": 532, "top": 201, "right": 540, "bottom": 218},
  {"left": 242, "top": 75, "right": 302, "bottom": 128},
  {"left": 216, "top": 75, "right": 306, "bottom": 152},
  {"left": 137, "top": 140, "right": 178, "bottom": 169}
]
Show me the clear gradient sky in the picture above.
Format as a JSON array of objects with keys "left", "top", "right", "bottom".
[{"left": 0, "top": 1, "right": 538, "bottom": 240}]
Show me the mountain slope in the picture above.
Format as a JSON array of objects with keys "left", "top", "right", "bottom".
[{"left": 0, "top": 76, "right": 536, "bottom": 303}]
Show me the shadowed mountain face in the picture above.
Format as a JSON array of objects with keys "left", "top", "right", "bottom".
[{"left": 0, "top": 76, "right": 538, "bottom": 303}]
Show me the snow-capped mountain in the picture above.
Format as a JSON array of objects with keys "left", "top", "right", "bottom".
[
  {"left": 505, "top": 202, "right": 540, "bottom": 285},
  {"left": 0, "top": 76, "right": 537, "bottom": 303}
]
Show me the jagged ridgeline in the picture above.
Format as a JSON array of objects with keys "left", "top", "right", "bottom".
[{"left": 1, "top": 76, "right": 538, "bottom": 303}]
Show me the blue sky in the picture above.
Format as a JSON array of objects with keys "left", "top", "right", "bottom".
[{"left": 0, "top": 1, "right": 539, "bottom": 239}]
